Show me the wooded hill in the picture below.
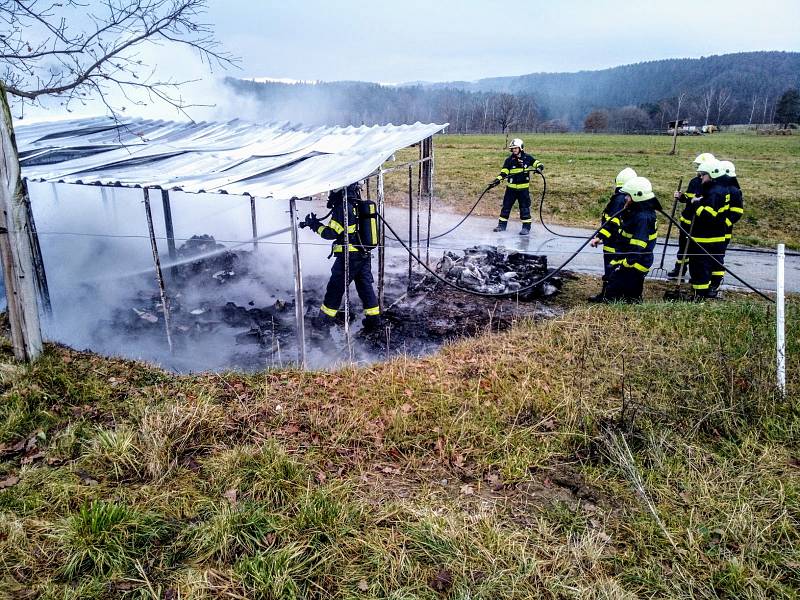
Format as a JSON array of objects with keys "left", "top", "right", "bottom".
[{"left": 227, "top": 51, "right": 800, "bottom": 132}]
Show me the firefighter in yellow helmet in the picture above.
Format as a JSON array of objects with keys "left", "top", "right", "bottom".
[
  {"left": 668, "top": 152, "right": 715, "bottom": 279},
  {"left": 602, "top": 176, "right": 661, "bottom": 303},
  {"left": 488, "top": 138, "right": 543, "bottom": 235},
  {"left": 589, "top": 167, "right": 637, "bottom": 302}
]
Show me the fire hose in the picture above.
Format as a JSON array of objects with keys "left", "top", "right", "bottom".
[
  {"left": 655, "top": 209, "right": 775, "bottom": 303},
  {"left": 537, "top": 171, "right": 798, "bottom": 257},
  {"left": 379, "top": 208, "right": 775, "bottom": 304},
  {"left": 378, "top": 209, "right": 625, "bottom": 299}
]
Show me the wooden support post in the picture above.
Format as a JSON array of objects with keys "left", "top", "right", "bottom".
[
  {"left": 160, "top": 189, "right": 177, "bottom": 262},
  {"left": 143, "top": 189, "right": 173, "bottom": 354},
  {"left": 407, "top": 165, "right": 413, "bottom": 289},
  {"left": 22, "top": 179, "right": 51, "bottom": 316},
  {"left": 250, "top": 196, "right": 258, "bottom": 251},
  {"left": 0, "top": 86, "right": 43, "bottom": 361},
  {"left": 288, "top": 197, "right": 306, "bottom": 369},
  {"left": 342, "top": 188, "right": 353, "bottom": 362},
  {"left": 377, "top": 171, "right": 386, "bottom": 310}
]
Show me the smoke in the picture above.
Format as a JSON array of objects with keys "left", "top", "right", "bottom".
[{"left": 28, "top": 181, "right": 339, "bottom": 371}]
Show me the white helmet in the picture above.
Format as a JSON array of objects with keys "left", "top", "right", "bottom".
[
  {"left": 508, "top": 138, "right": 524, "bottom": 149},
  {"left": 620, "top": 176, "right": 655, "bottom": 202},
  {"left": 696, "top": 158, "right": 724, "bottom": 179},
  {"left": 615, "top": 167, "right": 637, "bottom": 188},
  {"left": 718, "top": 160, "right": 736, "bottom": 177},
  {"left": 692, "top": 152, "right": 715, "bottom": 167}
]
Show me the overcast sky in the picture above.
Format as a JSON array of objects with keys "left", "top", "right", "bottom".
[{"left": 204, "top": 0, "right": 800, "bottom": 83}]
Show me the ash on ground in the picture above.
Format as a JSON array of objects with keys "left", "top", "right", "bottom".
[
  {"left": 101, "top": 238, "right": 569, "bottom": 371},
  {"left": 436, "top": 245, "right": 562, "bottom": 298}
]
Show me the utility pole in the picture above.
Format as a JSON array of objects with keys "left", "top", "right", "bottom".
[{"left": 0, "top": 86, "right": 43, "bottom": 361}]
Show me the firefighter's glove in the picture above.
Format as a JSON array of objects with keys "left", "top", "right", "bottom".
[
  {"left": 532, "top": 160, "right": 544, "bottom": 172},
  {"left": 488, "top": 179, "right": 501, "bottom": 189},
  {"left": 303, "top": 213, "right": 322, "bottom": 230}
]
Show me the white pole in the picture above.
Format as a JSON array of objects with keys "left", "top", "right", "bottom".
[
  {"left": 342, "top": 188, "right": 352, "bottom": 363},
  {"left": 776, "top": 243, "right": 786, "bottom": 395}
]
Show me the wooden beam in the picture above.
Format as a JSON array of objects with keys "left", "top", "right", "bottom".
[{"left": 0, "top": 86, "right": 42, "bottom": 361}]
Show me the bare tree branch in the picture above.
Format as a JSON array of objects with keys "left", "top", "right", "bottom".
[{"left": 1, "top": 0, "right": 237, "bottom": 113}]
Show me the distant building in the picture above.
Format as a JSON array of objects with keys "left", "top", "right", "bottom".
[{"left": 667, "top": 119, "right": 703, "bottom": 135}]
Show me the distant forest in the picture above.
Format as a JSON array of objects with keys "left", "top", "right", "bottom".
[{"left": 226, "top": 51, "right": 800, "bottom": 133}]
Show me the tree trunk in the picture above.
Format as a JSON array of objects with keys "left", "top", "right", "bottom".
[{"left": 0, "top": 86, "right": 43, "bottom": 361}]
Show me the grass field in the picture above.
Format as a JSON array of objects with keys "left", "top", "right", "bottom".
[
  {"left": 384, "top": 132, "right": 800, "bottom": 249},
  {"left": 0, "top": 293, "right": 797, "bottom": 598},
  {"left": 2, "top": 134, "right": 797, "bottom": 597}
]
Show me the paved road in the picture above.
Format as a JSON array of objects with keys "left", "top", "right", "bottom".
[{"left": 383, "top": 206, "right": 800, "bottom": 294}]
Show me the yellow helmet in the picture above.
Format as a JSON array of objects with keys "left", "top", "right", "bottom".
[
  {"left": 620, "top": 176, "right": 655, "bottom": 202},
  {"left": 719, "top": 160, "right": 736, "bottom": 177},
  {"left": 696, "top": 159, "right": 724, "bottom": 179},
  {"left": 692, "top": 152, "right": 715, "bottom": 167},
  {"left": 615, "top": 167, "right": 637, "bottom": 188}
]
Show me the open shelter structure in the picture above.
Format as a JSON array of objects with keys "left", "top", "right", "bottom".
[{"left": 15, "top": 116, "right": 447, "bottom": 368}]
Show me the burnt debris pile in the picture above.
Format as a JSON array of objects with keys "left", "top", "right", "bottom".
[
  {"left": 108, "top": 235, "right": 298, "bottom": 357},
  {"left": 102, "top": 237, "right": 570, "bottom": 370},
  {"left": 362, "top": 246, "right": 566, "bottom": 356},
  {"left": 436, "top": 245, "right": 563, "bottom": 299},
  {"left": 172, "top": 234, "right": 244, "bottom": 285}
]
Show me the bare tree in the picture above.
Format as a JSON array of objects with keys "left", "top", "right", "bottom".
[
  {"left": 583, "top": 109, "right": 609, "bottom": 133},
  {"left": 713, "top": 87, "right": 735, "bottom": 126},
  {"left": 493, "top": 93, "right": 518, "bottom": 145},
  {"left": 0, "top": 0, "right": 234, "bottom": 360},
  {"left": 748, "top": 93, "right": 759, "bottom": 125},
  {"left": 698, "top": 87, "right": 715, "bottom": 126},
  {"left": 668, "top": 91, "right": 687, "bottom": 155}
]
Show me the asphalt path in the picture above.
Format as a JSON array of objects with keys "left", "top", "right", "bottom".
[{"left": 383, "top": 206, "right": 799, "bottom": 294}]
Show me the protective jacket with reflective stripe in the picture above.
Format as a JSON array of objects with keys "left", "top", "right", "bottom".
[
  {"left": 598, "top": 188, "right": 627, "bottom": 253},
  {"left": 315, "top": 199, "right": 360, "bottom": 252},
  {"left": 495, "top": 152, "right": 541, "bottom": 189},
  {"left": 679, "top": 176, "right": 703, "bottom": 224},
  {"left": 617, "top": 198, "right": 660, "bottom": 273},
  {"left": 685, "top": 180, "right": 728, "bottom": 244},
  {"left": 717, "top": 175, "right": 743, "bottom": 238}
]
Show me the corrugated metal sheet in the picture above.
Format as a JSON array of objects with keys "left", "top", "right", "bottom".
[{"left": 16, "top": 117, "right": 447, "bottom": 199}]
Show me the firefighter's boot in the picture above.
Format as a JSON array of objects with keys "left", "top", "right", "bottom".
[
  {"left": 309, "top": 313, "right": 332, "bottom": 340},
  {"left": 587, "top": 282, "right": 607, "bottom": 303},
  {"left": 492, "top": 220, "right": 507, "bottom": 232},
  {"left": 666, "top": 264, "right": 687, "bottom": 279},
  {"left": 362, "top": 314, "right": 383, "bottom": 333},
  {"left": 519, "top": 223, "right": 531, "bottom": 236}
]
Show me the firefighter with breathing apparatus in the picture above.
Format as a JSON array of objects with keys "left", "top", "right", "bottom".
[
  {"left": 301, "top": 182, "right": 382, "bottom": 334},
  {"left": 489, "top": 138, "right": 543, "bottom": 235}
]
